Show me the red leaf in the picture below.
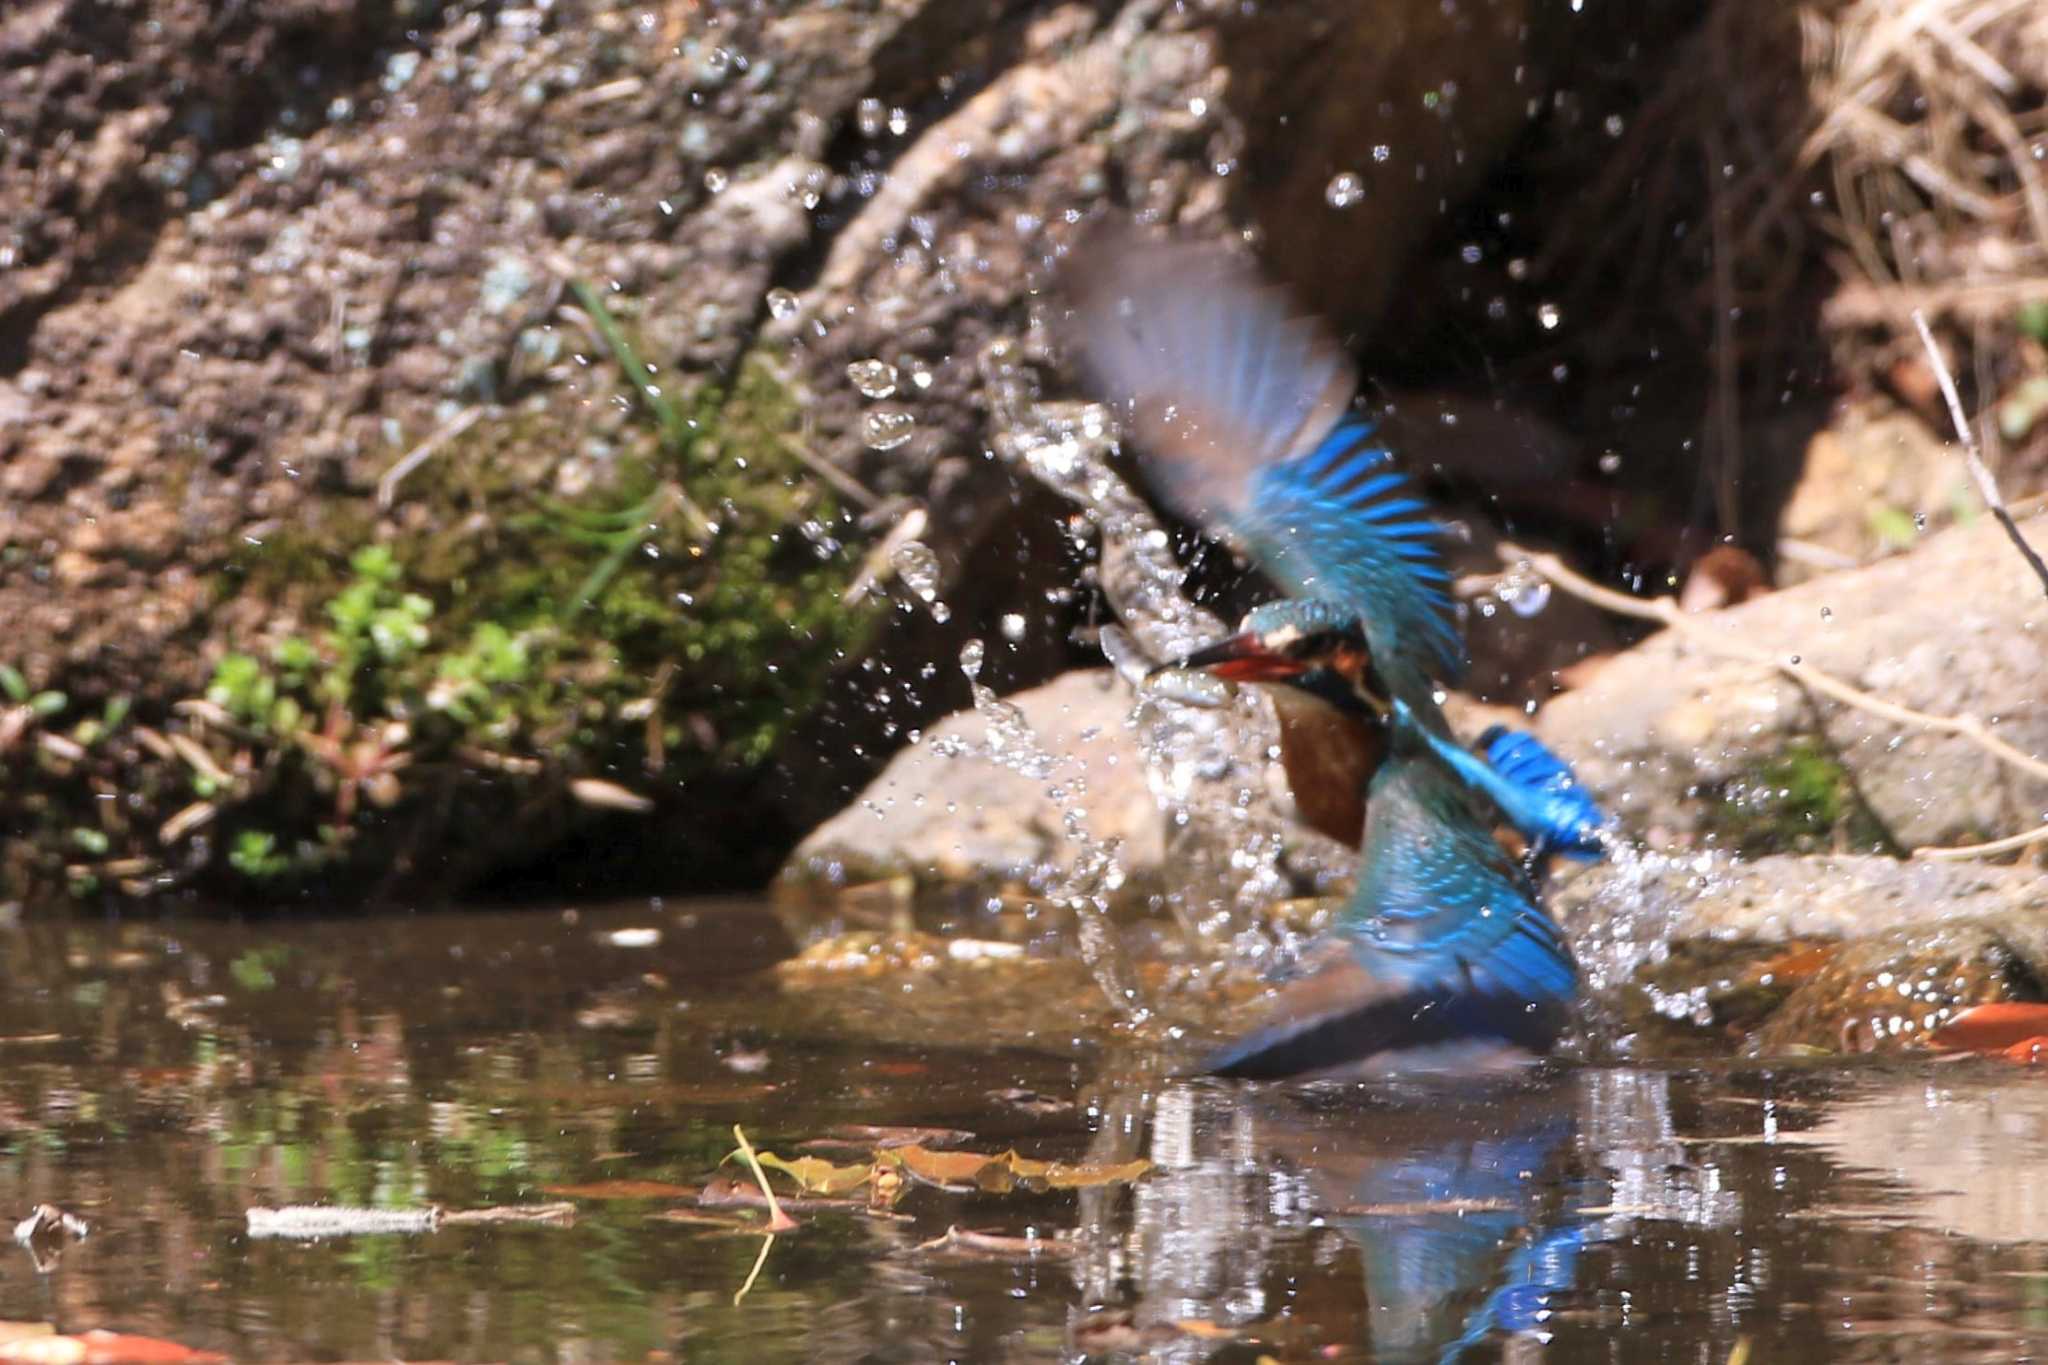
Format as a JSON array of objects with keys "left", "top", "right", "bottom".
[{"left": 1927, "top": 1002, "right": 2048, "bottom": 1054}]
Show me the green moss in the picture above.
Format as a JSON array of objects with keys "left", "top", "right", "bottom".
[
  {"left": 4, "top": 289, "right": 874, "bottom": 908},
  {"left": 1705, "top": 739, "right": 1895, "bottom": 857}
]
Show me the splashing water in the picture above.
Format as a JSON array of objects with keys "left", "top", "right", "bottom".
[
  {"left": 1561, "top": 836, "right": 1739, "bottom": 1000},
  {"left": 954, "top": 636, "right": 1146, "bottom": 1021},
  {"left": 975, "top": 335, "right": 1324, "bottom": 964},
  {"left": 888, "top": 539, "right": 950, "bottom": 623}
]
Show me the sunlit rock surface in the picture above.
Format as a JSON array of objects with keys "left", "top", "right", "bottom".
[
  {"left": 1532, "top": 511, "right": 2048, "bottom": 852},
  {"left": 787, "top": 669, "right": 1165, "bottom": 895}
]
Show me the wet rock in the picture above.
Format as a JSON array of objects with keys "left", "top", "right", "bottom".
[
  {"left": 786, "top": 669, "right": 1162, "bottom": 895},
  {"left": 1531, "top": 511, "right": 2048, "bottom": 852},
  {"left": 1556, "top": 851, "right": 2048, "bottom": 1055},
  {"left": 1751, "top": 916, "right": 2048, "bottom": 1055},
  {"left": 1555, "top": 852, "right": 2048, "bottom": 946}
]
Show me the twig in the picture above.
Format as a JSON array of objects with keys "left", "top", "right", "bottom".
[
  {"left": 1911, "top": 310, "right": 2048, "bottom": 599},
  {"left": 1501, "top": 543, "right": 2048, "bottom": 790},
  {"left": 1912, "top": 823, "right": 2048, "bottom": 863},
  {"left": 729, "top": 1124, "right": 798, "bottom": 1233},
  {"left": 377, "top": 406, "right": 483, "bottom": 511},
  {"left": 779, "top": 434, "right": 879, "bottom": 510},
  {"left": 733, "top": 1232, "right": 776, "bottom": 1306}
]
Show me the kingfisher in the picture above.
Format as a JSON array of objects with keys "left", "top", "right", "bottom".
[
  {"left": 1063, "top": 224, "right": 1594, "bottom": 1078},
  {"left": 1163, "top": 608, "right": 1609, "bottom": 862}
]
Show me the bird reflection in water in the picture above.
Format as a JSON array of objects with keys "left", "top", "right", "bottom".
[{"left": 1102, "top": 1074, "right": 1626, "bottom": 1363}]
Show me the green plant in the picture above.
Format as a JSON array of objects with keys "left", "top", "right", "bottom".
[{"left": 228, "top": 830, "right": 294, "bottom": 880}]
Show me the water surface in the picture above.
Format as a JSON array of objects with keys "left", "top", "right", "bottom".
[{"left": 4, "top": 901, "right": 2047, "bottom": 1362}]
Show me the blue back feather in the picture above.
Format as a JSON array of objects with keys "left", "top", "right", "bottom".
[{"left": 1345, "top": 737, "right": 1578, "bottom": 1014}]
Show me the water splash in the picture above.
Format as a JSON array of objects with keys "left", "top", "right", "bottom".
[
  {"left": 888, "top": 539, "right": 950, "bottom": 623},
  {"left": 954, "top": 637, "right": 1146, "bottom": 1021},
  {"left": 977, "top": 335, "right": 1323, "bottom": 960},
  {"left": 1561, "top": 838, "right": 1739, "bottom": 998}
]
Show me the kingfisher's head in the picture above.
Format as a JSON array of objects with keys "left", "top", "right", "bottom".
[{"left": 1156, "top": 600, "right": 1389, "bottom": 717}]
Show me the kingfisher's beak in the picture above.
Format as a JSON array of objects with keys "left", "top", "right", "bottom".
[{"left": 1152, "top": 633, "right": 1312, "bottom": 684}]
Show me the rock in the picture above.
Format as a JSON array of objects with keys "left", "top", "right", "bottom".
[
  {"left": 1531, "top": 511, "right": 2048, "bottom": 853},
  {"left": 1554, "top": 851, "right": 2048, "bottom": 947},
  {"left": 1776, "top": 405, "right": 1967, "bottom": 586},
  {"left": 1555, "top": 850, "right": 2048, "bottom": 1055},
  {"left": 0, "top": 0, "right": 1550, "bottom": 906},
  {"left": 785, "top": 669, "right": 1164, "bottom": 894},
  {"left": 1750, "top": 917, "right": 2048, "bottom": 1054}
]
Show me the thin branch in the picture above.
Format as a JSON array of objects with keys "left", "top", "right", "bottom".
[
  {"left": 1912, "top": 822, "right": 2048, "bottom": 862},
  {"left": 1502, "top": 542, "right": 2048, "bottom": 790},
  {"left": 377, "top": 405, "right": 484, "bottom": 511},
  {"left": 1911, "top": 309, "right": 2048, "bottom": 598}
]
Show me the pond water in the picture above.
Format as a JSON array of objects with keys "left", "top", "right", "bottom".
[{"left": 5, "top": 900, "right": 2048, "bottom": 1363}]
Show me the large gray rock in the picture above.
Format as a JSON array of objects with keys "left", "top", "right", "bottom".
[
  {"left": 785, "top": 669, "right": 1164, "bottom": 893},
  {"left": 1531, "top": 512, "right": 2048, "bottom": 852}
]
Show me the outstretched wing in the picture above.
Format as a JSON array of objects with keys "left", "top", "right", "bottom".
[
  {"left": 1063, "top": 228, "right": 1463, "bottom": 704},
  {"left": 1200, "top": 745, "right": 1577, "bottom": 1080}
]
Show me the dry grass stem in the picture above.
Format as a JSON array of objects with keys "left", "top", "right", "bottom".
[{"left": 1912, "top": 308, "right": 2048, "bottom": 597}]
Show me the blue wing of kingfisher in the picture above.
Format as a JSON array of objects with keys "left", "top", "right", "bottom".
[{"left": 1064, "top": 229, "right": 1462, "bottom": 718}]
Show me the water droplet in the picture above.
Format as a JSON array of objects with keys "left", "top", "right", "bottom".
[
  {"left": 846, "top": 358, "right": 898, "bottom": 398},
  {"left": 1498, "top": 576, "right": 1552, "bottom": 618},
  {"left": 1000, "top": 613, "right": 1026, "bottom": 642},
  {"left": 1599, "top": 451, "right": 1622, "bottom": 474},
  {"left": 1820, "top": 606, "right": 1833, "bottom": 622},
  {"left": 887, "top": 106, "right": 910, "bottom": 137},
  {"left": 1371, "top": 143, "right": 1392, "bottom": 162},
  {"left": 1325, "top": 172, "right": 1365, "bottom": 209},
  {"left": 864, "top": 408, "right": 915, "bottom": 450},
  {"left": 1536, "top": 302, "right": 1562, "bottom": 330},
  {"left": 890, "top": 539, "right": 948, "bottom": 622},
  {"left": 765, "top": 288, "right": 799, "bottom": 320},
  {"left": 1604, "top": 113, "right": 1626, "bottom": 137},
  {"left": 856, "top": 97, "right": 886, "bottom": 137},
  {"left": 702, "top": 166, "right": 728, "bottom": 193},
  {"left": 959, "top": 638, "right": 985, "bottom": 679}
]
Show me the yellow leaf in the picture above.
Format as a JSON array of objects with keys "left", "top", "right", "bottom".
[{"left": 751, "top": 1151, "right": 873, "bottom": 1196}]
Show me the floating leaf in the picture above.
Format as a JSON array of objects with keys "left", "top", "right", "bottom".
[
  {"left": 885, "top": 1144, "right": 1006, "bottom": 1190},
  {"left": 541, "top": 1180, "right": 699, "bottom": 1201},
  {"left": 1927, "top": 1002, "right": 2048, "bottom": 1055},
  {"left": 746, "top": 1151, "right": 873, "bottom": 1197},
  {"left": 1034, "top": 1157, "right": 1153, "bottom": 1190},
  {"left": 883, "top": 1145, "right": 1150, "bottom": 1192}
]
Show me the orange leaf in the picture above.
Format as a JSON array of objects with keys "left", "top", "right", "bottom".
[
  {"left": 886, "top": 1145, "right": 1004, "bottom": 1189},
  {"left": 1927, "top": 1002, "right": 2048, "bottom": 1054}
]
